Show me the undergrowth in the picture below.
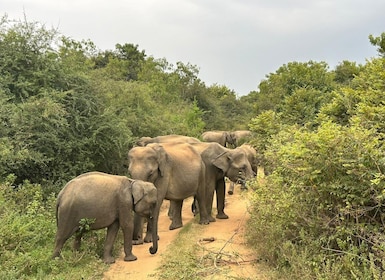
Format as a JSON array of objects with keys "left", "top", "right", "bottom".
[
  {"left": 0, "top": 176, "right": 114, "bottom": 279},
  {"left": 246, "top": 122, "right": 385, "bottom": 280}
]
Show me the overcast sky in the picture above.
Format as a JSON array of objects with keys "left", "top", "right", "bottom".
[{"left": 2, "top": 0, "right": 385, "bottom": 96}]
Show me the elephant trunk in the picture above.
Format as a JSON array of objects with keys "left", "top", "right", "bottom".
[{"left": 149, "top": 216, "right": 158, "bottom": 254}]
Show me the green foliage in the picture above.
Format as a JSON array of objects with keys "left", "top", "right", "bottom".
[
  {"left": 246, "top": 45, "right": 385, "bottom": 278},
  {"left": 0, "top": 15, "right": 238, "bottom": 195},
  {"left": 0, "top": 18, "right": 135, "bottom": 188},
  {"left": 333, "top": 60, "right": 363, "bottom": 85},
  {"left": 251, "top": 61, "right": 336, "bottom": 114},
  {"left": 249, "top": 110, "right": 281, "bottom": 146},
  {"left": 280, "top": 88, "right": 332, "bottom": 127},
  {"left": 0, "top": 179, "right": 109, "bottom": 279},
  {"left": 247, "top": 120, "right": 385, "bottom": 279},
  {"left": 78, "top": 218, "right": 96, "bottom": 235},
  {"left": 369, "top": 32, "right": 385, "bottom": 57},
  {"left": 0, "top": 17, "right": 61, "bottom": 102},
  {"left": 2, "top": 14, "right": 385, "bottom": 280},
  {"left": 93, "top": 43, "right": 145, "bottom": 81}
]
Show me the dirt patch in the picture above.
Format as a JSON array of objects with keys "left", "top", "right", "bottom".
[{"left": 104, "top": 184, "right": 264, "bottom": 279}]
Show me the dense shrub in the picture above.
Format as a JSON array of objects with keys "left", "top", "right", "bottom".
[
  {"left": 247, "top": 121, "right": 385, "bottom": 279},
  {"left": 0, "top": 177, "right": 111, "bottom": 279}
]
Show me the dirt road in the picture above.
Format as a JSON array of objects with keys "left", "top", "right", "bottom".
[{"left": 103, "top": 184, "right": 261, "bottom": 279}]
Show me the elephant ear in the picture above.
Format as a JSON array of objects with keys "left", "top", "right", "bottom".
[
  {"left": 150, "top": 144, "right": 168, "bottom": 177},
  {"left": 212, "top": 151, "right": 231, "bottom": 173},
  {"left": 132, "top": 181, "right": 144, "bottom": 205}
]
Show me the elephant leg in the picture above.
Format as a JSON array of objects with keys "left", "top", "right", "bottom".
[
  {"left": 103, "top": 220, "right": 120, "bottom": 264},
  {"left": 216, "top": 178, "right": 229, "bottom": 219},
  {"left": 206, "top": 187, "right": 216, "bottom": 222},
  {"left": 195, "top": 191, "right": 210, "bottom": 225},
  {"left": 132, "top": 214, "right": 144, "bottom": 245},
  {"left": 228, "top": 181, "right": 235, "bottom": 195},
  {"left": 240, "top": 179, "right": 248, "bottom": 190},
  {"left": 169, "top": 200, "right": 183, "bottom": 230},
  {"left": 167, "top": 201, "right": 173, "bottom": 220},
  {"left": 145, "top": 189, "right": 167, "bottom": 243},
  {"left": 143, "top": 218, "right": 160, "bottom": 243},
  {"left": 73, "top": 231, "right": 82, "bottom": 251},
  {"left": 121, "top": 220, "right": 137, "bottom": 262},
  {"left": 191, "top": 196, "right": 199, "bottom": 216},
  {"left": 52, "top": 225, "right": 79, "bottom": 259}
]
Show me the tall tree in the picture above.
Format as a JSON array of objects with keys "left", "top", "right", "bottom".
[{"left": 369, "top": 32, "right": 385, "bottom": 57}]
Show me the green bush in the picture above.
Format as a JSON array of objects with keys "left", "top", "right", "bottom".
[
  {"left": 0, "top": 178, "right": 110, "bottom": 279},
  {"left": 247, "top": 121, "right": 385, "bottom": 279}
]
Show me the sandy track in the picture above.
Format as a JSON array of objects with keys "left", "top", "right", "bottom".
[{"left": 103, "top": 185, "right": 261, "bottom": 279}]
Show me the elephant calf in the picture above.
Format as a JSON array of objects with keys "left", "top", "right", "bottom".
[{"left": 52, "top": 171, "right": 158, "bottom": 264}]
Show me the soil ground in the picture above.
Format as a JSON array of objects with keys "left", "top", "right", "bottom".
[{"left": 103, "top": 182, "right": 267, "bottom": 280}]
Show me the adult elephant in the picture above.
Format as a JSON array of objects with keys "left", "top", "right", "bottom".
[
  {"left": 230, "top": 130, "right": 252, "bottom": 147},
  {"left": 188, "top": 142, "right": 254, "bottom": 221},
  {"left": 52, "top": 172, "right": 158, "bottom": 264},
  {"left": 201, "top": 130, "right": 234, "bottom": 147},
  {"left": 228, "top": 144, "right": 259, "bottom": 194},
  {"left": 128, "top": 142, "right": 209, "bottom": 244},
  {"left": 136, "top": 134, "right": 201, "bottom": 146}
]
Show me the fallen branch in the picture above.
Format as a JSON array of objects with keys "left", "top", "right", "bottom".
[
  {"left": 213, "top": 210, "right": 248, "bottom": 267},
  {"left": 199, "top": 237, "right": 215, "bottom": 242}
]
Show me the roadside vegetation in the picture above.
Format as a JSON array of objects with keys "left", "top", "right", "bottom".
[
  {"left": 247, "top": 38, "right": 385, "bottom": 279},
  {"left": 1, "top": 14, "right": 385, "bottom": 279}
]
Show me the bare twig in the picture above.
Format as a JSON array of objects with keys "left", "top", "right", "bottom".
[
  {"left": 213, "top": 210, "right": 248, "bottom": 267},
  {"left": 199, "top": 237, "right": 215, "bottom": 242}
]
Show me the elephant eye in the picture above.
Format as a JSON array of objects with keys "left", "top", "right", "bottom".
[{"left": 238, "top": 165, "right": 246, "bottom": 174}]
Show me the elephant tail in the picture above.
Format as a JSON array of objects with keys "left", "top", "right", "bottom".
[
  {"left": 55, "top": 200, "right": 60, "bottom": 226},
  {"left": 55, "top": 191, "right": 64, "bottom": 227}
]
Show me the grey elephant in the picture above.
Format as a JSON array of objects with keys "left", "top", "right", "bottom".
[
  {"left": 230, "top": 130, "right": 252, "bottom": 147},
  {"left": 228, "top": 144, "right": 259, "bottom": 194},
  {"left": 201, "top": 130, "right": 234, "bottom": 147},
  {"left": 128, "top": 142, "right": 209, "bottom": 245},
  {"left": 52, "top": 171, "right": 158, "bottom": 264},
  {"left": 187, "top": 142, "right": 254, "bottom": 221},
  {"left": 136, "top": 134, "right": 201, "bottom": 146}
]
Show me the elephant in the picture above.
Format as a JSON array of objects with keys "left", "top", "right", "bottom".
[
  {"left": 52, "top": 171, "right": 158, "bottom": 264},
  {"left": 128, "top": 142, "right": 209, "bottom": 245},
  {"left": 136, "top": 134, "right": 201, "bottom": 146},
  {"left": 230, "top": 130, "right": 252, "bottom": 147},
  {"left": 187, "top": 142, "right": 254, "bottom": 221},
  {"left": 201, "top": 130, "right": 234, "bottom": 147},
  {"left": 228, "top": 144, "right": 259, "bottom": 194}
]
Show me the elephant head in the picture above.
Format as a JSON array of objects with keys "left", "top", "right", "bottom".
[
  {"left": 136, "top": 136, "right": 152, "bottom": 147},
  {"left": 211, "top": 148, "right": 254, "bottom": 183},
  {"left": 224, "top": 131, "right": 236, "bottom": 147},
  {"left": 128, "top": 144, "right": 169, "bottom": 183},
  {"left": 130, "top": 179, "right": 158, "bottom": 254},
  {"left": 229, "top": 130, "right": 252, "bottom": 147},
  {"left": 202, "top": 130, "right": 229, "bottom": 147},
  {"left": 131, "top": 180, "right": 157, "bottom": 218}
]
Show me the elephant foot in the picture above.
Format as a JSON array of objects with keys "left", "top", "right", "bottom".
[
  {"left": 144, "top": 234, "right": 159, "bottom": 243},
  {"left": 124, "top": 254, "right": 137, "bottom": 262},
  {"left": 103, "top": 256, "right": 116, "bottom": 264},
  {"left": 52, "top": 250, "right": 62, "bottom": 260},
  {"left": 199, "top": 218, "right": 210, "bottom": 225},
  {"left": 227, "top": 190, "right": 234, "bottom": 195},
  {"left": 169, "top": 221, "right": 183, "bottom": 230},
  {"left": 216, "top": 212, "right": 229, "bottom": 219},
  {"left": 208, "top": 215, "right": 216, "bottom": 222},
  {"left": 132, "top": 238, "right": 144, "bottom": 245}
]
